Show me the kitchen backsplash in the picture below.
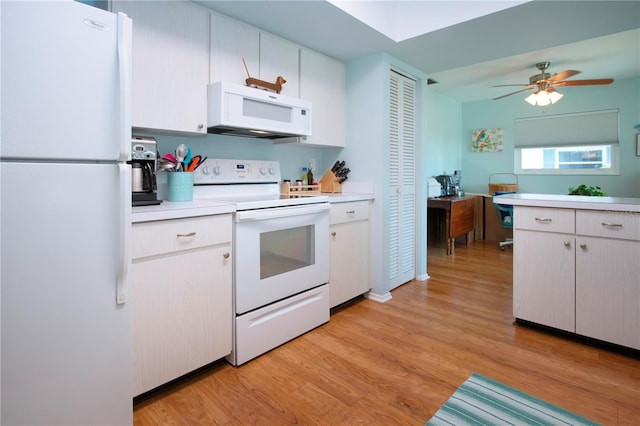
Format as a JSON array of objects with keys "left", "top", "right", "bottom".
[{"left": 135, "top": 131, "right": 344, "bottom": 183}]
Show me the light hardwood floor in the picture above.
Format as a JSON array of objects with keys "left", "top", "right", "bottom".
[{"left": 134, "top": 240, "right": 640, "bottom": 425}]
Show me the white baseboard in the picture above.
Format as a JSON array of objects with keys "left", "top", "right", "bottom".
[{"left": 364, "top": 291, "right": 392, "bottom": 303}]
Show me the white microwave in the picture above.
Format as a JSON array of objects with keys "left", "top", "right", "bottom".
[{"left": 207, "top": 81, "right": 312, "bottom": 139}]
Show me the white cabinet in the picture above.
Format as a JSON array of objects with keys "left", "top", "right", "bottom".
[
  {"left": 513, "top": 206, "right": 640, "bottom": 349},
  {"left": 209, "top": 11, "right": 259, "bottom": 87},
  {"left": 298, "top": 48, "right": 346, "bottom": 147},
  {"left": 131, "top": 215, "right": 232, "bottom": 396},
  {"left": 112, "top": 1, "right": 209, "bottom": 135},
  {"left": 209, "top": 12, "right": 299, "bottom": 98},
  {"left": 575, "top": 210, "right": 640, "bottom": 349},
  {"left": 513, "top": 206, "right": 576, "bottom": 331},
  {"left": 329, "top": 201, "right": 371, "bottom": 308}
]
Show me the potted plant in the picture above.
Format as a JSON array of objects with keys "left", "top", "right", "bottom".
[{"left": 568, "top": 184, "right": 607, "bottom": 196}]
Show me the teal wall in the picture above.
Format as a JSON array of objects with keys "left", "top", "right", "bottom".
[
  {"left": 425, "top": 87, "right": 462, "bottom": 178},
  {"left": 134, "top": 132, "right": 337, "bottom": 183},
  {"left": 459, "top": 77, "right": 640, "bottom": 197}
]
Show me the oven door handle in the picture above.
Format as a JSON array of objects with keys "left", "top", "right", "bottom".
[{"left": 236, "top": 203, "right": 330, "bottom": 222}]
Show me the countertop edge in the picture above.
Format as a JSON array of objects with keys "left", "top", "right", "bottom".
[
  {"left": 493, "top": 193, "right": 640, "bottom": 212},
  {"left": 132, "top": 201, "right": 236, "bottom": 223}
]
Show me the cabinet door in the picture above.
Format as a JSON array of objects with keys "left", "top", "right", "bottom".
[
  {"left": 330, "top": 220, "right": 370, "bottom": 308},
  {"left": 209, "top": 11, "right": 260, "bottom": 86},
  {"left": 112, "top": 1, "right": 209, "bottom": 134},
  {"left": 259, "top": 32, "right": 300, "bottom": 98},
  {"left": 576, "top": 237, "right": 640, "bottom": 349},
  {"left": 131, "top": 246, "right": 232, "bottom": 396},
  {"left": 513, "top": 229, "right": 575, "bottom": 332},
  {"left": 299, "top": 48, "right": 346, "bottom": 147}
]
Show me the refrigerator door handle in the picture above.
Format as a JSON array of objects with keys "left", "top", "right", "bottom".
[
  {"left": 117, "top": 163, "right": 131, "bottom": 304},
  {"left": 117, "top": 12, "right": 132, "bottom": 161}
]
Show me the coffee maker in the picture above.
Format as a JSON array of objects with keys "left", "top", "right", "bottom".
[{"left": 130, "top": 136, "right": 162, "bottom": 206}]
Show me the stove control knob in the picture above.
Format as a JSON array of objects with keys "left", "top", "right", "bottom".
[
  {"left": 213, "top": 166, "right": 221, "bottom": 175},
  {"left": 268, "top": 167, "right": 275, "bottom": 175},
  {"left": 201, "top": 166, "right": 210, "bottom": 175},
  {"left": 260, "top": 167, "right": 267, "bottom": 175}
]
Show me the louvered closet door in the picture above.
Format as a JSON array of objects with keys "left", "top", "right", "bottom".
[{"left": 389, "top": 70, "right": 416, "bottom": 289}]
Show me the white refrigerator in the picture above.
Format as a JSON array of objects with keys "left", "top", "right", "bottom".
[{"left": 1, "top": 1, "right": 133, "bottom": 424}]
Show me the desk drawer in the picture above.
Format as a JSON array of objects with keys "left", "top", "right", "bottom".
[
  {"left": 576, "top": 210, "right": 640, "bottom": 241},
  {"left": 514, "top": 206, "right": 575, "bottom": 234},
  {"left": 132, "top": 214, "right": 232, "bottom": 259}
]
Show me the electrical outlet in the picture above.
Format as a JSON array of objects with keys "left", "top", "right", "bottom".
[{"left": 308, "top": 158, "right": 316, "bottom": 172}]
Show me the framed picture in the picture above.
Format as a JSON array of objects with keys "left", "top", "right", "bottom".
[{"left": 472, "top": 128, "right": 503, "bottom": 152}]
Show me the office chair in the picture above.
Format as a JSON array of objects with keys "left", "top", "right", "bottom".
[{"left": 492, "top": 191, "right": 515, "bottom": 250}]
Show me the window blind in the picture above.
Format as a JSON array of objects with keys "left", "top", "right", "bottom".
[{"left": 514, "top": 109, "right": 619, "bottom": 148}]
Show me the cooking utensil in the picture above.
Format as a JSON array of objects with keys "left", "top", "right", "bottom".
[
  {"left": 175, "top": 144, "right": 187, "bottom": 171},
  {"left": 183, "top": 147, "right": 192, "bottom": 169},
  {"left": 186, "top": 155, "right": 202, "bottom": 172},
  {"left": 162, "top": 153, "right": 177, "bottom": 163},
  {"left": 157, "top": 158, "right": 177, "bottom": 172}
]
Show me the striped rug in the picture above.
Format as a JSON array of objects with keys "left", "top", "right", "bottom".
[{"left": 426, "top": 373, "right": 600, "bottom": 425}]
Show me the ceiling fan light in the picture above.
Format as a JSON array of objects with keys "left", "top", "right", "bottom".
[
  {"left": 524, "top": 92, "right": 538, "bottom": 105},
  {"left": 536, "top": 90, "right": 552, "bottom": 106},
  {"left": 548, "top": 89, "right": 564, "bottom": 104}
]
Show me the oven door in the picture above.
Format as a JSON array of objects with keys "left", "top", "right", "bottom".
[{"left": 234, "top": 203, "right": 330, "bottom": 315}]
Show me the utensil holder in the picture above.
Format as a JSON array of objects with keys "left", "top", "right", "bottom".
[
  {"left": 167, "top": 172, "right": 193, "bottom": 201},
  {"left": 320, "top": 171, "right": 342, "bottom": 193}
]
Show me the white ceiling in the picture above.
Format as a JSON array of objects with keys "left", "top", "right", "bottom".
[{"left": 194, "top": 0, "right": 640, "bottom": 103}]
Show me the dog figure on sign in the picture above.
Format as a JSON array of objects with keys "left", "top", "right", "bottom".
[{"left": 243, "top": 58, "right": 286, "bottom": 94}]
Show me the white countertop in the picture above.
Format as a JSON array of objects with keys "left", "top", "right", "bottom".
[
  {"left": 493, "top": 193, "right": 640, "bottom": 212},
  {"left": 322, "top": 192, "right": 375, "bottom": 203},
  {"left": 132, "top": 192, "right": 375, "bottom": 223},
  {"left": 132, "top": 199, "right": 236, "bottom": 223}
]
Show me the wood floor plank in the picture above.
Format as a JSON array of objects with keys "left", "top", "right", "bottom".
[{"left": 134, "top": 240, "right": 640, "bottom": 425}]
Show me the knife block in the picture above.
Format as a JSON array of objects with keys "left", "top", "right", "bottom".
[{"left": 320, "top": 171, "right": 342, "bottom": 193}]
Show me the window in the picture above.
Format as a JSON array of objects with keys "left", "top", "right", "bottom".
[
  {"left": 514, "top": 109, "right": 619, "bottom": 175},
  {"left": 516, "top": 144, "right": 619, "bottom": 175}
]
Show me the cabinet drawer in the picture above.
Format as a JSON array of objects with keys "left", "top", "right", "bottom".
[
  {"left": 514, "top": 206, "right": 574, "bottom": 233},
  {"left": 330, "top": 201, "right": 369, "bottom": 225},
  {"left": 132, "top": 214, "right": 232, "bottom": 259},
  {"left": 576, "top": 210, "right": 640, "bottom": 241}
]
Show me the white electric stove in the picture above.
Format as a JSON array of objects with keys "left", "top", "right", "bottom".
[{"left": 193, "top": 159, "right": 331, "bottom": 366}]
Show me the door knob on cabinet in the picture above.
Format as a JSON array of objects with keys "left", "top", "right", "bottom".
[
  {"left": 223, "top": 252, "right": 230, "bottom": 259},
  {"left": 580, "top": 244, "right": 587, "bottom": 250},
  {"left": 331, "top": 231, "right": 336, "bottom": 237},
  {"left": 563, "top": 241, "right": 571, "bottom": 247}
]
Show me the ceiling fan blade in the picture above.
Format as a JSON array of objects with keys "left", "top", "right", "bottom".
[
  {"left": 556, "top": 78, "right": 614, "bottom": 86},
  {"left": 548, "top": 69, "right": 580, "bottom": 83},
  {"left": 493, "top": 87, "right": 534, "bottom": 100},
  {"left": 493, "top": 84, "right": 531, "bottom": 87}
]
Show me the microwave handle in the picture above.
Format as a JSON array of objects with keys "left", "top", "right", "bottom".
[{"left": 235, "top": 203, "right": 330, "bottom": 222}]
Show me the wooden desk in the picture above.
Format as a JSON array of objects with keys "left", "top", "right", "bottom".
[{"left": 428, "top": 195, "right": 477, "bottom": 254}]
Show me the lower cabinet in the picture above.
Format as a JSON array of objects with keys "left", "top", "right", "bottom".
[
  {"left": 329, "top": 201, "right": 371, "bottom": 308},
  {"left": 513, "top": 206, "right": 640, "bottom": 350},
  {"left": 131, "top": 215, "right": 232, "bottom": 396}
]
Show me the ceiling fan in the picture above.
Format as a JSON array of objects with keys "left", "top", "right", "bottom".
[{"left": 492, "top": 61, "right": 614, "bottom": 104}]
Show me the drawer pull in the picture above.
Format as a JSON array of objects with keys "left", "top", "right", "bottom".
[
  {"left": 535, "top": 217, "right": 552, "bottom": 223},
  {"left": 563, "top": 241, "right": 571, "bottom": 247},
  {"left": 176, "top": 232, "right": 196, "bottom": 238},
  {"left": 223, "top": 252, "right": 230, "bottom": 259},
  {"left": 346, "top": 210, "right": 356, "bottom": 214},
  {"left": 331, "top": 231, "right": 337, "bottom": 237},
  {"left": 580, "top": 243, "right": 587, "bottom": 249},
  {"left": 601, "top": 222, "right": 623, "bottom": 229}
]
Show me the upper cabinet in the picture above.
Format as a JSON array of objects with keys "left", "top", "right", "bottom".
[
  {"left": 112, "top": 1, "right": 210, "bottom": 135},
  {"left": 209, "top": 12, "right": 259, "bottom": 87},
  {"left": 210, "top": 12, "right": 299, "bottom": 98},
  {"left": 299, "top": 48, "right": 346, "bottom": 148}
]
